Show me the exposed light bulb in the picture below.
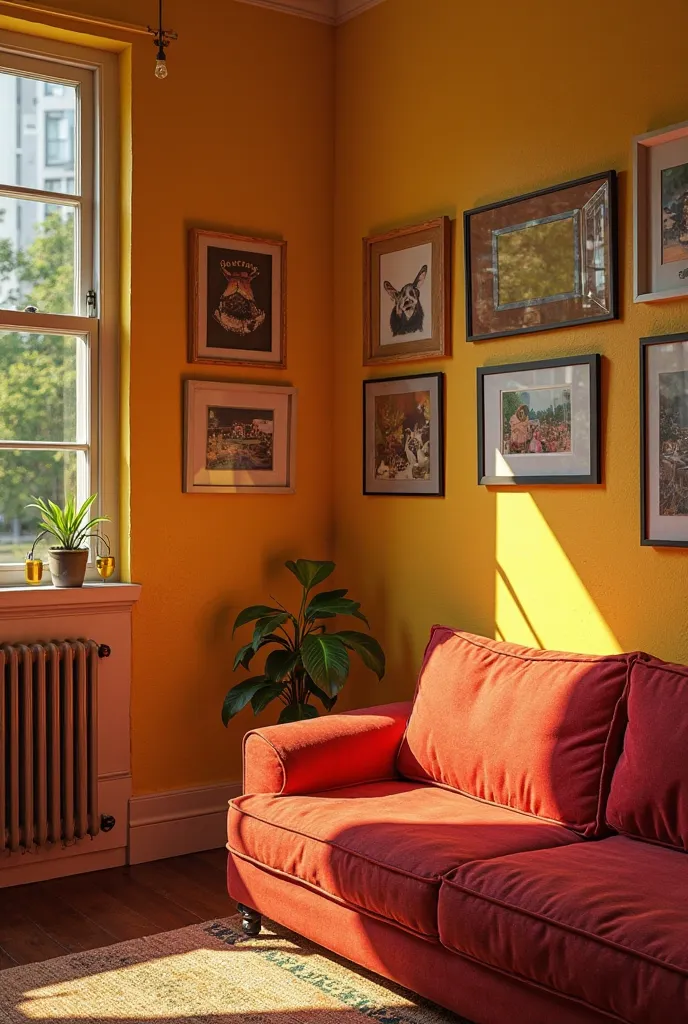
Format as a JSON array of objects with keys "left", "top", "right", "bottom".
[{"left": 155, "top": 57, "right": 168, "bottom": 79}]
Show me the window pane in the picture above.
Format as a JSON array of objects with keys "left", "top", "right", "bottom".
[
  {"left": 0, "top": 448, "right": 77, "bottom": 564},
  {"left": 0, "top": 198, "right": 75, "bottom": 313},
  {"left": 0, "top": 331, "right": 81, "bottom": 442},
  {"left": 0, "top": 71, "right": 77, "bottom": 189}
]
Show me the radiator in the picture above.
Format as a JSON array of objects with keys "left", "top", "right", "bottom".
[{"left": 0, "top": 640, "right": 102, "bottom": 854}]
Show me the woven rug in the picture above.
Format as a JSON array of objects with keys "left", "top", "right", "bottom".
[{"left": 0, "top": 914, "right": 472, "bottom": 1023}]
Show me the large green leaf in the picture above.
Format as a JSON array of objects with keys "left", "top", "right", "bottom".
[
  {"left": 305, "top": 593, "right": 369, "bottom": 626},
  {"left": 306, "top": 677, "right": 338, "bottom": 711},
  {"left": 301, "top": 634, "right": 350, "bottom": 696},
  {"left": 222, "top": 676, "right": 270, "bottom": 726},
  {"left": 334, "top": 631, "right": 385, "bottom": 679},
  {"left": 251, "top": 683, "right": 287, "bottom": 715},
  {"left": 251, "top": 613, "right": 289, "bottom": 652},
  {"left": 285, "top": 559, "right": 335, "bottom": 590},
  {"left": 265, "top": 649, "right": 300, "bottom": 682},
  {"left": 232, "top": 642, "right": 255, "bottom": 672},
  {"left": 278, "top": 702, "right": 319, "bottom": 724},
  {"left": 232, "top": 605, "right": 282, "bottom": 635}
]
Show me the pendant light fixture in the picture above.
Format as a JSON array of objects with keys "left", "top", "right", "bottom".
[{"left": 147, "top": 0, "right": 177, "bottom": 79}]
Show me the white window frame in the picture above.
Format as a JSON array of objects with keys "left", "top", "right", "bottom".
[{"left": 0, "top": 29, "right": 119, "bottom": 586}]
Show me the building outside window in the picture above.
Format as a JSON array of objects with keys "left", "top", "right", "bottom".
[{"left": 45, "top": 109, "right": 74, "bottom": 167}]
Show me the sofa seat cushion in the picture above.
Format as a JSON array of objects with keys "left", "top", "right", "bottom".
[
  {"left": 607, "top": 656, "right": 688, "bottom": 851},
  {"left": 397, "top": 627, "right": 633, "bottom": 837},
  {"left": 228, "top": 780, "right": 580, "bottom": 940},
  {"left": 438, "top": 836, "right": 688, "bottom": 1024}
]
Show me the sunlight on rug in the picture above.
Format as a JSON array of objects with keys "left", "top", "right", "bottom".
[{"left": 0, "top": 915, "right": 471, "bottom": 1023}]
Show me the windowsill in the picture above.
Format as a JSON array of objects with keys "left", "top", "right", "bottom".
[{"left": 0, "top": 581, "right": 142, "bottom": 617}]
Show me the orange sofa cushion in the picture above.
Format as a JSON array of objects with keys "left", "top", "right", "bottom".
[
  {"left": 397, "top": 627, "right": 632, "bottom": 836},
  {"left": 228, "top": 780, "right": 580, "bottom": 939},
  {"left": 607, "top": 657, "right": 688, "bottom": 851},
  {"left": 438, "top": 837, "right": 688, "bottom": 1024}
]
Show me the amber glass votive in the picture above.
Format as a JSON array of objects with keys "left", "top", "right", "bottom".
[{"left": 25, "top": 559, "right": 44, "bottom": 585}]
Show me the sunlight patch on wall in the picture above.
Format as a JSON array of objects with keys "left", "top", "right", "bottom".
[{"left": 496, "top": 492, "right": 621, "bottom": 654}]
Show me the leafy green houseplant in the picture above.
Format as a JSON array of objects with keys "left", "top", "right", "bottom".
[
  {"left": 27, "top": 493, "right": 110, "bottom": 589},
  {"left": 222, "top": 559, "right": 385, "bottom": 726}
]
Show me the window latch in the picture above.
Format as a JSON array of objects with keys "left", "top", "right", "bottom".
[{"left": 86, "top": 290, "right": 97, "bottom": 318}]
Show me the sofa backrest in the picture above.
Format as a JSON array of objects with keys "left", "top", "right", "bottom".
[
  {"left": 606, "top": 656, "right": 688, "bottom": 852},
  {"left": 396, "top": 626, "right": 634, "bottom": 837}
]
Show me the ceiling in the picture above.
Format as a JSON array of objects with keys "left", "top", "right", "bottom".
[{"left": 232, "top": 0, "right": 387, "bottom": 25}]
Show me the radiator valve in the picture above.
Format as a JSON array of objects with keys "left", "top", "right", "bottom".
[{"left": 100, "top": 814, "right": 116, "bottom": 833}]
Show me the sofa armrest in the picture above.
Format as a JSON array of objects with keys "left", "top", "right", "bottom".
[{"left": 242, "top": 701, "right": 412, "bottom": 796}]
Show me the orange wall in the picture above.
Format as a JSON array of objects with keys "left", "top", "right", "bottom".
[
  {"left": 0, "top": 0, "right": 335, "bottom": 794},
  {"left": 333, "top": 0, "right": 688, "bottom": 710}
]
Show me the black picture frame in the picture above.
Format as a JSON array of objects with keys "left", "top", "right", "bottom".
[
  {"left": 640, "top": 332, "right": 688, "bottom": 547},
  {"left": 477, "top": 354, "right": 601, "bottom": 485},
  {"left": 464, "top": 171, "right": 618, "bottom": 342},
  {"left": 363, "top": 372, "right": 445, "bottom": 497}
]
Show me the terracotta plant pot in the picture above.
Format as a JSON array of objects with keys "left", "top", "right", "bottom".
[{"left": 48, "top": 548, "right": 89, "bottom": 588}]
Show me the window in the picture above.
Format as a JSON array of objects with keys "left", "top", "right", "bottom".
[
  {"left": 45, "top": 110, "right": 74, "bottom": 167},
  {"left": 0, "top": 34, "right": 119, "bottom": 584}
]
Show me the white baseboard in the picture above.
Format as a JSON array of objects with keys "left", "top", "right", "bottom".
[{"left": 128, "top": 781, "right": 241, "bottom": 865}]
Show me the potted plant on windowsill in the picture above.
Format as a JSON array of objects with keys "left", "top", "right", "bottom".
[
  {"left": 222, "top": 558, "right": 386, "bottom": 726},
  {"left": 26, "top": 494, "right": 110, "bottom": 589}
]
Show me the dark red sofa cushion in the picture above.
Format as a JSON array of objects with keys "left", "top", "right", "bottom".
[
  {"left": 439, "top": 837, "right": 688, "bottom": 1024},
  {"left": 607, "top": 657, "right": 688, "bottom": 851},
  {"left": 228, "top": 780, "right": 580, "bottom": 940},
  {"left": 397, "top": 627, "right": 632, "bottom": 836}
]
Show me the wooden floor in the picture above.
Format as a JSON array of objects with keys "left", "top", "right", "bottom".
[{"left": 0, "top": 848, "right": 234, "bottom": 970}]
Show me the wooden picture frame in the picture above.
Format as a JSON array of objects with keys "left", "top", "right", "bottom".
[
  {"left": 183, "top": 380, "right": 296, "bottom": 494},
  {"left": 640, "top": 332, "right": 688, "bottom": 545},
  {"left": 634, "top": 121, "right": 688, "bottom": 303},
  {"left": 189, "top": 228, "right": 286, "bottom": 368},
  {"left": 363, "top": 217, "right": 451, "bottom": 365},
  {"left": 363, "top": 372, "right": 445, "bottom": 496},
  {"left": 477, "top": 354, "right": 601, "bottom": 485},
  {"left": 465, "top": 172, "right": 618, "bottom": 342}
]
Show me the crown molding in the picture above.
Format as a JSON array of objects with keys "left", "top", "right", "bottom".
[{"left": 231, "top": 0, "right": 387, "bottom": 25}]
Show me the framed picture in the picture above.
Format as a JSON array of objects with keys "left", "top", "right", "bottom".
[
  {"left": 363, "top": 372, "right": 444, "bottom": 496},
  {"left": 640, "top": 332, "right": 688, "bottom": 545},
  {"left": 189, "top": 228, "right": 286, "bottom": 367},
  {"left": 465, "top": 172, "right": 618, "bottom": 342},
  {"left": 634, "top": 120, "right": 688, "bottom": 303},
  {"left": 183, "top": 380, "right": 296, "bottom": 494},
  {"left": 363, "top": 217, "right": 451, "bottom": 365},
  {"left": 477, "top": 355, "right": 601, "bottom": 485}
]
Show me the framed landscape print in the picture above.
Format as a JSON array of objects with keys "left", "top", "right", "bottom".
[
  {"left": 189, "top": 228, "right": 286, "bottom": 367},
  {"left": 477, "top": 355, "right": 601, "bottom": 485},
  {"left": 184, "top": 380, "right": 296, "bottom": 494},
  {"left": 465, "top": 172, "right": 618, "bottom": 341},
  {"left": 634, "top": 120, "right": 688, "bottom": 303},
  {"left": 363, "top": 373, "right": 444, "bottom": 496},
  {"left": 363, "top": 218, "right": 451, "bottom": 365},
  {"left": 640, "top": 333, "right": 688, "bottom": 545}
]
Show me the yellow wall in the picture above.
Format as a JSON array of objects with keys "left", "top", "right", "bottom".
[
  {"left": 333, "top": 0, "right": 688, "bottom": 710},
  {"left": 0, "top": 0, "right": 334, "bottom": 794}
]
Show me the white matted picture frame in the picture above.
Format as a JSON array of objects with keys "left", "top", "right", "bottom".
[
  {"left": 189, "top": 228, "right": 287, "bottom": 367},
  {"left": 634, "top": 120, "right": 688, "bottom": 303},
  {"left": 183, "top": 380, "right": 297, "bottom": 494}
]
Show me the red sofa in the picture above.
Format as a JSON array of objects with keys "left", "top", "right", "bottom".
[{"left": 226, "top": 627, "right": 688, "bottom": 1024}]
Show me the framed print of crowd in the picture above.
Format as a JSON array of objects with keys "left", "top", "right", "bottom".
[
  {"left": 465, "top": 171, "right": 618, "bottom": 341},
  {"left": 363, "top": 372, "right": 444, "bottom": 496},
  {"left": 189, "top": 228, "right": 286, "bottom": 367},
  {"left": 641, "top": 333, "right": 688, "bottom": 546},
  {"left": 634, "top": 120, "right": 688, "bottom": 303},
  {"left": 184, "top": 380, "right": 296, "bottom": 494},
  {"left": 363, "top": 217, "right": 451, "bottom": 365},
  {"left": 477, "top": 355, "right": 600, "bottom": 486}
]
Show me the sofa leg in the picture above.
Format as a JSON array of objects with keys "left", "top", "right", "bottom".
[{"left": 237, "top": 903, "right": 262, "bottom": 937}]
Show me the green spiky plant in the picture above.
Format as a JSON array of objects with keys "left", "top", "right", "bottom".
[
  {"left": 222, "top": 559, "right": 385, "bottom": 726},
  {"left": 26, "top": 493, "right": 109, "bottom": 552}
]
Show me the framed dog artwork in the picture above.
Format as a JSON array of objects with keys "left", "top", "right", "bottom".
[
  {"left": 189, "top": 228, "right": 287, "bottom": 368},
  {"left": 363, "top": 218, "right": 452, "bottom": 365}
]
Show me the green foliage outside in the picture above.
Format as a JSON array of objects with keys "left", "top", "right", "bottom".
[
  {"left": 0, "top": 210, "right": 76, "bottom": 559},
  {"left": 223, "top": 559, "right": 385, "bottom": 726}
]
